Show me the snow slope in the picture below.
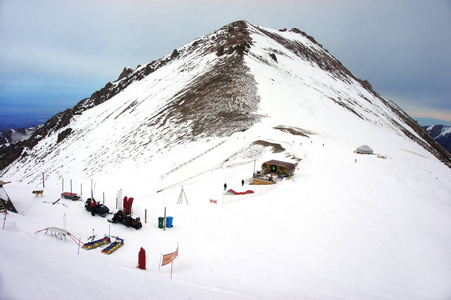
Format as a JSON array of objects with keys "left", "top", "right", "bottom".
[
  {"left": 2, "top": 136, "right": 451, "bottom": 299},
  {"left": 1, "top": 21, "right": 451, "bottom": 299}
]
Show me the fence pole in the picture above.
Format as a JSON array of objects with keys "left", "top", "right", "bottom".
[{"left": 164, "top": 207, "right": 166, "bottom": 231}]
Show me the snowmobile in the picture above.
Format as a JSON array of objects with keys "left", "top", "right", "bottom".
[
  {"left": 108, "top": 210, "right": 142, "bottom": 229},
  {"left": 85, "top": 198, "right": 110, "bottom": 217}
]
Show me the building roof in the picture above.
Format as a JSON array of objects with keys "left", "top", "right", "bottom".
[
  {"left": 357, "top": 145, "right": 373, "bottom": 151},
  {"left": 356, "top": 145, "right": 373, "bottom": 153}
]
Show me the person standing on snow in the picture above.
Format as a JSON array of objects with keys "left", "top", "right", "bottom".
[
  {"left": 241, "top": 179, "right": 244, "bottom": 187},
  {"left": 90, "top": 198, "right": 97, "bottom": 216}
]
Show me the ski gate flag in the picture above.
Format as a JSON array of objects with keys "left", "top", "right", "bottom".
[{"left": 162, "top": 247, "right": 178, "bottom": 266}]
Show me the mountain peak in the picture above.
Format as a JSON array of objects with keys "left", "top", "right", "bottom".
[{"left": 1, "top": 21, "right": 450, "bottom": 181}]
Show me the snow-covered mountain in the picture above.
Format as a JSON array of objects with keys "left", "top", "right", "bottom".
[
  {"left": 1, "top": 21, "right": 451, "bottom": 299},
  {"left": 0, "top": 126, "right": 40, "bottom": 172},
  {"left": 424, "top": 124, "right": 451, "bottom": 154},
  {"left": 1, "top": 20, "right": 449, "bottom": 181},
  {"left": 0, "top": 126, "right": 39, "bottom": 147}
]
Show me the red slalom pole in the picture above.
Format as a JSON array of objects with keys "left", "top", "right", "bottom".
[{"left": 171, "top": 261, "right": 173, "bottom": 279}]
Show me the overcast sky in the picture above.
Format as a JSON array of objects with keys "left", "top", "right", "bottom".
[{"left": 1, "top": 0, "right": 450, "bottom": 130}]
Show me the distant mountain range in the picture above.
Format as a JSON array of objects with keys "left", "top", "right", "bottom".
[
  {"left": 0, "top": 126, "right": 40, "bottom": 146},
  {"left": 423, "top": 125, "right": 451, "bottom": 154}
]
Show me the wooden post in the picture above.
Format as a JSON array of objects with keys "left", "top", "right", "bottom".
[
  {"left": 42, "top": 173, "right": 45, "bottom": 188},
  {"left": 70, "top": 179, "right": 72, "bottom": 193},
  {"left": 145, "top": 209, "right": 147, "bottom": 223},
  {"left": 2, "top": 210, "right": 7, "bottom": 230},
  {"left": 163, "top": 207, "right": 166, "bottom": 231},
  {"left": 253, "top": 159, "right": 256, "bottom": 175}
]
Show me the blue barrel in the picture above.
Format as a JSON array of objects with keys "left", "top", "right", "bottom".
[{"left": 166, "top": 216, "right": 173, "bottom": 228}]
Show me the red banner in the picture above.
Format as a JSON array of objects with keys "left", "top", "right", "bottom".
[{"left": 162, "top": 247, "right": 178, "bottom": 266}]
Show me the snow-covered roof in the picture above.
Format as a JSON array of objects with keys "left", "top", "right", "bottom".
[{"left": 356, "top": 145, "right": 373, "bottom": 151}]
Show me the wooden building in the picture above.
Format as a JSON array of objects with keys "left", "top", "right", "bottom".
[{"left": 261, "top": 160, "right": 296, "bottom": 177}]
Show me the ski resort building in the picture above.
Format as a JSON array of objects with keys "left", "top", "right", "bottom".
[
  {"left": 252, "top": 160, "right": 296, "bottom": 185},
  {"left": 261, "top": 160, "right": 296, "bottom": 176}
]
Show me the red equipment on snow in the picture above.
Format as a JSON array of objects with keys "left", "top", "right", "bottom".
[
  {"left": 137, "top": 247, "right": 146, "bottom": 270},
  {"left": 124, "top": 197, "right": 134, "bottom": 215},
  {"left": 123, "top": 196, "right": 128, "bottom": 211}
]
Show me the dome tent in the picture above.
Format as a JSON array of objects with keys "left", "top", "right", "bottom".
[{"left": 356, "top": 145, "right": 373, "bottom": 154}]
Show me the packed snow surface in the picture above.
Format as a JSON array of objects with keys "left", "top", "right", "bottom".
[
  {"left": 1, "top": 22, "right": 451, "bottom": 299},
  {"left": 2, "top": 135, "right": 451, "bottom": 299}
]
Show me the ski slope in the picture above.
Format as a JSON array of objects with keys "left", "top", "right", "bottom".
[{"left": 2, "top": 131, "right": 451, "bottom": 299}]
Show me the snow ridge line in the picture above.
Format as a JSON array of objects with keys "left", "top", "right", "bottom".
[{"left": 160, "top": 140, "right": 227, "bottom": 179}]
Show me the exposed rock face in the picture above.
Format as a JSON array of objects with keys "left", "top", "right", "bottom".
[{"left": 117, "top": 67, "right": 134, "bottom": 81}]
